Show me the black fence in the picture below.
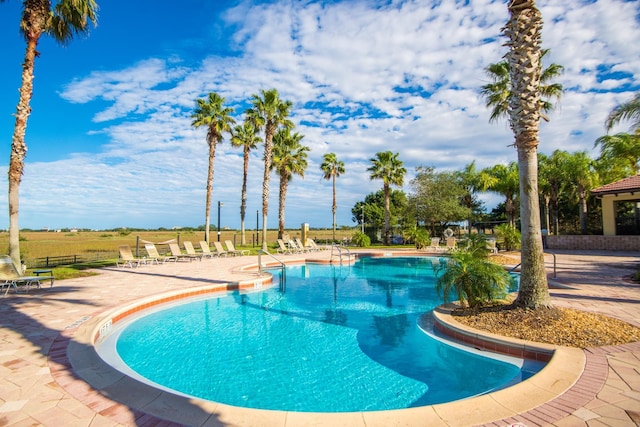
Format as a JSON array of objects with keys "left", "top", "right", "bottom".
[{"left": 27, "top": 252, "right": 117, "bottom": 268}]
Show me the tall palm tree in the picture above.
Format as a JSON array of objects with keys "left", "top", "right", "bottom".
[
  {"left": 271, "top": 129, "right": 309, "bottom": 239},
  {"left": 230, "top": 120, "right": 262, "bottom": 245},
  {"left": 481, "top": 48, "right": 564, "bottom": 125},
  {"left": 246, "top": 88, "right": 293, "bottom": 250},
  {"left": 504, "top": 0, "right": 551, "bottom": 308},
  {"left": 605, "top": 91, "right": 640, "bottom": 133},
  {"left": 368, "top": 151, "right": 406, "bottom": 245},
  {"left": 320, "top": 153, "right": 345, "bottom": 242},
  {"left": 191, "top": 92, "right": 235, "bottom": 244},
  {"left": 7, "top": 0, "right": 98, "bottom": 267}
]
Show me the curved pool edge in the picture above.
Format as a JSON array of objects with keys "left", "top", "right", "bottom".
[{"left": 49, "top": 262, "right": 588, "bottom": 427}]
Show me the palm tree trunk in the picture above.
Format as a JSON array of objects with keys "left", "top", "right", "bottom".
[
  {"left": 332, "top": 174, "right": 337, "bottom": 242},
  {"left": 8, "top": 28, "right": 41, "bottom": 267},
  {"left": 204, "top": 141, "right": 216, "bottom": 243},
  {"left": 506, "top": 0, "right": 551, "bottom": 309},
  {"left": 383, "top": 183, "right": 391, "bottom": 245},
  {"left": 240, "top": 148, "right": 249, "bottom": 245},
  {"left": 278, "top": 174, "right": 288, "bottom": 239},
  {"left": 262, "top": 125, "right": 274, "bottom": 251}
]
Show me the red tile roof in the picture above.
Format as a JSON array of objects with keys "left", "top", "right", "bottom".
[{"left": 591, "top": 174, "right": 640, "bottom": 195}]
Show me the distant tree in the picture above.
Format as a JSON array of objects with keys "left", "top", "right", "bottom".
[
  {"left": 246, "top": 89, "right": 293, "bottom": 250},
  {"left": 352, "top": 190, "right": 407, "bottom": 236},
  {"left": 480, "top": 162, "right": 520, "bottom": 227},
  {"left": 594, "top": 132, "right": 640, "bottom": 175},
  {"left": 368, "top": 151, "right": 406, "bottom": 245},
  {"left": 456, "top": 162, "right": 489, "bottom": 231},
  {"left": 564, "top": 151, "right": 598, "bottom": 235},
  {"left": 7, "top": 0, "right": 98, "bottom": 267},
  {"left": 230, "top": 120, "right": 262, "bottom": 245},
  {"left": 271, "top": 128, "right": 309, "bottom": 239},
  {"left": 191, "top": 92, "right": 235, "bottom": 243},
  {"left": 410, "top": 166, "right": 470, "bottom": 236},
  {"left": 320, "top": 153, "right": 345, "bottom": 242}
]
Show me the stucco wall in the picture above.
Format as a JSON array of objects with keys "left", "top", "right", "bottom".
[{"left": 545, "top": 235, "right": 640, "bottom": 251}]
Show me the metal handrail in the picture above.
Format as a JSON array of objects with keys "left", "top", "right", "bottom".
[
  {"left": 330, "top": 244, "right": 351, "bottom": 264},
  {"left": 258, "top": 250, "right": 286, "bottom": 278}
]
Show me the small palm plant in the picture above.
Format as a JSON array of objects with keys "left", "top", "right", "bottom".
[{"left": 435, "top": 247, "right": 515, "bottom": 309}]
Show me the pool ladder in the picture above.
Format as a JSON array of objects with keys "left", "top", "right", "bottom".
[
  {"left": 330, "top": 244, "right": 352, "bottom": 265},
  {"left": 258, "top": 250, "right": 287, "bottom": 291}
]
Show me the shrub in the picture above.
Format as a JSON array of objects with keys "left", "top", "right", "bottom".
[
  {"left": 403, "top": 226, "right": 430, "bottom": 249},
  {"left": 434, "top": 249, "right": 515, "bottom": 308},
  {"left": 351, "top": 231, "right": 371, "bottom": 247},
  {"left": 494, "top": 224, "right": 521, "bottom": 251}
]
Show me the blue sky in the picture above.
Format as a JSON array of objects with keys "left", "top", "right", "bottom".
[{"left": 0, "top": 0, "right": 639, "bottom": 231}]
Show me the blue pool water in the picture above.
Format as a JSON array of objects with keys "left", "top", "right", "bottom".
[{"left": 112, "top": 256, "right": 539, "bottom": 412}]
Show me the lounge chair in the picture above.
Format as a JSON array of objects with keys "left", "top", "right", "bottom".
[
  {"left": 288, "top": 239, "right": 306, "bottom": 253},
  {"left": 445, "top": 237, "right": 457, "bottom": 252},
  {"left": 487, "top": 239, "right": 498, "bottom": 254},
  {"left": 425, "top": 237, "right": 441, "bottom": 252},
  {"left": 183, "top": 241, "right": 207, "bottom": 261},
  {"left": 144, "top": 243, "right": 177, "bottom": 264},
  {"left": 169, "top": 243, "right": 199, "bottom": 262},
  {"left": 276, "top": 239, "right": 293, "bottom": 255},
  {"left": 308, "top": 239, "right": 328, "bottom": 251},
  {"left": 117, "top": 245, "right": 146, "bottom": 268},
  {"left": 213, "top": 241, "right": 230, "bottom": 257},
  {"left": 0, "top": 255, "right": 54, "bottom": 296},
  {"left": 295, "top": 238, "right": 313, "bottom": 253},
  {"left": 198, "top": 241, "right": 219, "bottom": 258},
  {"left": 225, "top": 240, "right": 249, "bottom": 256}
]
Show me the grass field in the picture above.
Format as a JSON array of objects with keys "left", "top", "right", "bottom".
[{"left": 0, "top": 228, "right": 360, "bottom": 265}]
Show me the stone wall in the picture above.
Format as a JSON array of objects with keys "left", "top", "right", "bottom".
[{"left": 545, "top": 235, "right": 640, "bottom": 251}]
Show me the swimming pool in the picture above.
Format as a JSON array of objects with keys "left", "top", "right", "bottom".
[{"left": 102, "top": 256, "right": 541, "bottom": 413}]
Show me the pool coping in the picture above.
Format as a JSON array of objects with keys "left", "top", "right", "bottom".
[{"left": 49, "top": 257, "right": 588, "bottom": 427}]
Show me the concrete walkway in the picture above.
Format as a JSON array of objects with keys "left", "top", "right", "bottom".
[{"left": 0, "top": 249, "right": 639, "bottom": 426}]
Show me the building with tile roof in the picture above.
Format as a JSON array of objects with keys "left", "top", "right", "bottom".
[{"left": 591, "top": 175, "right": 640, "bottom": 235}]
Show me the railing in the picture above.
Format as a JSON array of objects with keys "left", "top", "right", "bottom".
[
  {"left": 258, "top": 250, "right": 286, "bottom": 292},
  {"left": 330, "top": 244, "right": 351, "bottom": 264},
  {"left": 28, "top": 252, "right": 116, "bottom": 268}
]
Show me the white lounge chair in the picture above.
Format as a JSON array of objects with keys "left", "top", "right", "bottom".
[
  {"left": 198, "top": 241, "right": 218, "bottom": 258},
  {"left": 117, "top": 245, "right": 146, "bottom": 268},
  {"left": 425, "top": 237, "right": 441, "bottom": 252},
  {"left": 225, "top": 240, "right": 249, "bottom": 256},
  {"left": 183, "top": 241, "right": 206, "bottom": 261},
  {"left": 169, "top": 243, "right": 198, "bottom": 262},
  {"left": 277, "top": 239, "right": 293, "bottom": 255},
  {"left": 213, "top": 241, "right": 230, "bottom": 257},
  {"left": 144, "top": 243, "right": 177, "bottom": 264},
  {"left": 0, "top": 255, "right": 54, "bottom": 296}
]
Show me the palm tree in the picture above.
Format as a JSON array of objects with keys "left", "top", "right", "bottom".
[
  {"left": 481, "top": 48, "right": 564, "bottom": 125},
  {"left": 246, "top": 89, "right": 293, "bottom": 251},
  {"left": 481, "top": 162, "right": 520, "bottom": 227},
  {"left": 594, "top": 131, "right": 640, "bottom": 175},
  {"left": 564, "top": 151, "right": 598, "bottom": 235},
  {"left": 7, "top": 0, "right": 98, "bottom": 267},
  {"left": 368, "top": 151, "right": 406, "bottom": 245},
  {"left": 191, "top": 92, "right": 235, "bottom": 244},
  {"left": 320, "top": 153, "right": 346, "bottom": 242},
  {"left": 230, "top": 120, "right": 262, "bottom": 245},
  {"left": 605, "top": 91, "right": 640, "bottom": 133},
  {"left": 504, "top": 0, "right": 551, "bottom": 308},
  {"left": 271, "top": 128, "right": 309, "bottom": 239}
]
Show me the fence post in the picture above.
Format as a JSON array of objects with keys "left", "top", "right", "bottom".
[{"left": 136, "top": 235, "right": 140, "bottom": 258}]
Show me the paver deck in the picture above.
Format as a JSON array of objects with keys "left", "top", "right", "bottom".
[{"left": 0, "top": 249, "right": 639, "bottom": 426}]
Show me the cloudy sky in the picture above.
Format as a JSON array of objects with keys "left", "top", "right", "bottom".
[{"left": 0, "top": 0, "right": 638, "bottom": 231}]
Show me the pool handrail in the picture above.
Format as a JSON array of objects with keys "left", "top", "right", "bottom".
[
  {"left": 257, "top": 249, "right": 286, "bottom": 278},
  {"left": 330, "top": 244, "right": 351, "bottom": 264}
]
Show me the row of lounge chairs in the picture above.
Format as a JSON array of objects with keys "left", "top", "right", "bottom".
[
  {"left": 422, "top": 237, "right": 498, "bottom": 254},
  {"left": 276, "top": 238, "right": 328, "bottom": 255},
  {"left": 117, "top": 240, "right": 249, "bottom": 268}
]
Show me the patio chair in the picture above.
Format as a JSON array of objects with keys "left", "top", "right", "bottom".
[
  {"left": 117, "top": 245, "right": 146, "bottom": 268},
  {"left": 169, "top": 243, "right": 199, "bottom": 262},
  {"left": 445, "top": 237, "right": 457, "bottom": 252},
  {"left": 308, "top": 239, "right": 328, "bottom": 251},
  {"left": 198, "top": 241, "right": 219, "bottom": 258},
  {"left": 288, "top": 239, "right": 306, "bottom": 253},
  {"left": 225, "top": 240, "right": 249, "bottom": 256},
  {"left": 213, "top": 241, "right": 230, "bottom": 257},
  {"left": 295, "top": 238, "right": 313, "bottom": 253},
  {"left": 424, "top": 237, "right": 441, "bottom": 252},
  {"left": 277, "top": 239, "right": 293, "bottom": 255},
  {"left": 0, "top": 255, "right": 54, "bottom": 296},
  {"left": 183, "top": 241, "right": 206, "bottom": 261},
  {"left": 144, "top": 243, "right": 177, "bottom": 264},
  {"left": 486, "top": 239, "right": 498, "bottom": 254}
]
